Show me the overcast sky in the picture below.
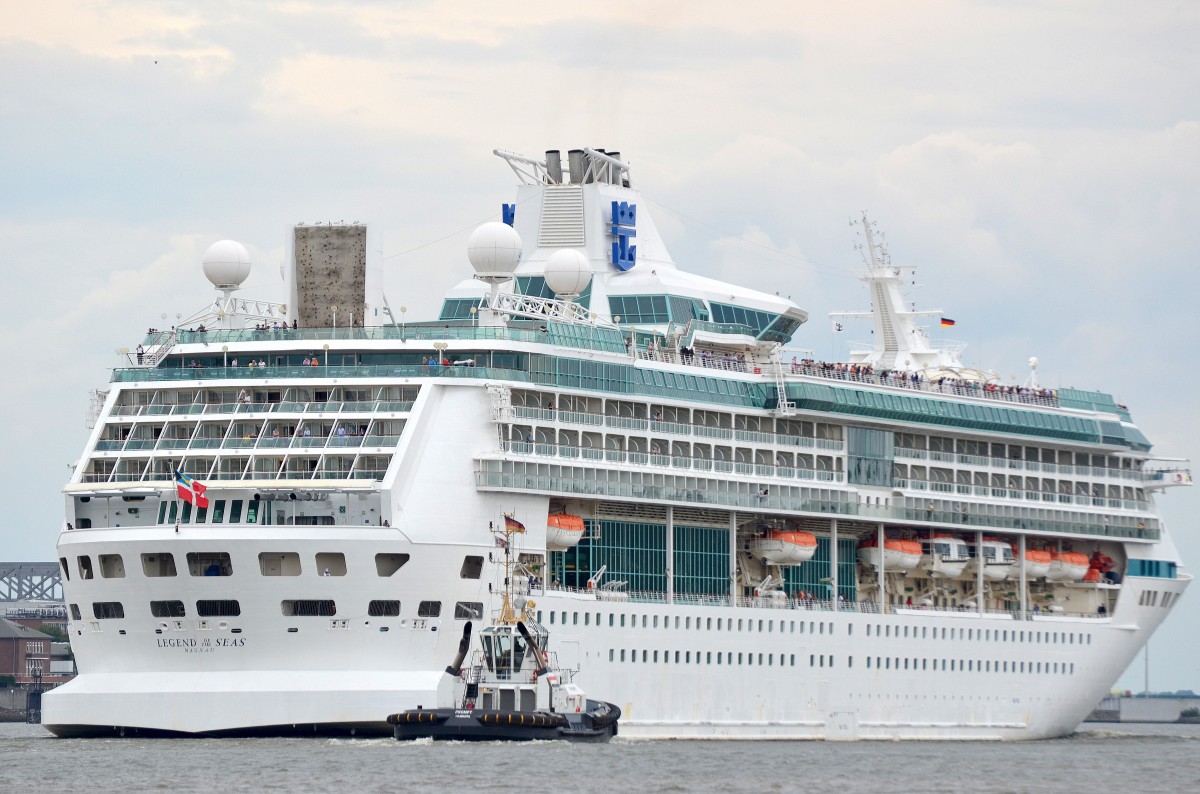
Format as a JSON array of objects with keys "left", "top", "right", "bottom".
[{"left": 2, "top": 1, "right": 1196, "bottom": 692}]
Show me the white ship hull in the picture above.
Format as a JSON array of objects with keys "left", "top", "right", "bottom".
[{"left": 45, "top": 527, "right": 1188, "bottom": 739}]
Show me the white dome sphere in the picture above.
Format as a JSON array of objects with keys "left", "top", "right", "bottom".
[
  {"left": 544, "top": 249, "right": 591, "bottom": 296},
  {"left": 202, "top": 240, "right": 252, "bottom": 289},
  {"left": 467, "top": 222, "right": 522, "bottom": 280}
]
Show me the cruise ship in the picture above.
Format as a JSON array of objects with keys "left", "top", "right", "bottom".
[{"left": 44, "top": 147, "right": 1191, "bottom": 739}]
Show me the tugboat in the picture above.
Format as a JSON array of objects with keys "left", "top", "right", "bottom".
[{"left": 389, "top": 515, "right": 621, "bottom": 742}]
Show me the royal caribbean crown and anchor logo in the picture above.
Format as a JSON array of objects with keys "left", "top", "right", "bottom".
[{"left": 610, "top": 201, "right": 637, "bottom": 271}]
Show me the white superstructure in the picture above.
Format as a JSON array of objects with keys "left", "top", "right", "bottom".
[{"left": 44, "top": 148, "right": 1191, "bottom": 739}]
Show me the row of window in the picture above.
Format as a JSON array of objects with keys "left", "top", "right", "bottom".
[
  {"left": 64, "top": 552, "right": 482, "bottom": 581},
  {"left": 1138, "top": 589, "right": 1179, "bottom": 608},
  {"left": 604, "top": 647, "right": 1077, "bottom": 676},
  {"left": 865, "top": 623, "right": 1093, "bottom": 646},
  {"left": 545, "top": 609, "right": 832, "bottom": 636},
  {"left": 76, "top": 599, "right": 484, "bottom": 621},
  {"left": 543, "top": 610, "right": 1094, "bottom": 647}
]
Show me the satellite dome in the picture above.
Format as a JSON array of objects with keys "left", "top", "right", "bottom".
[
  {"left": 544, "top": 249, "right": 591, "bottom": 297},
  {"left": 202, "top": 240, "right": 252, "bottom": 290},
  {"left": 467, "top": 222, "right": 522, "bottom": 282}
]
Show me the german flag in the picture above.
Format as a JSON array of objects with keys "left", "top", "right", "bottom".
[
  {"left": 940, "top": 318, "right": 956, "bottom": 327},
  {"left": 504, "top": 515, "right": 526, "bottom": 533}
]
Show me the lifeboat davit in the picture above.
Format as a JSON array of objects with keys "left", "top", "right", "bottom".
[
  {"left": 1020, "top": 548, "right": 1052, "bottom": 578},
  {"left": 969, "top": 537, "right": 1016, "bottom": 581},
  {"left": 857, "top": 537, "right": 922, "bottom": 571},
  {"left": 1047, "top": 551, "right": 1090, "bottom": 581},
  {"left": 546, "top": 514, "right": 585, "bottom": 551},
  {"left": 922, "top": 534, "right": 970, "bottom": 579},
  {"left": 749, "top": 530, "right": 818, "bottom": 565}
]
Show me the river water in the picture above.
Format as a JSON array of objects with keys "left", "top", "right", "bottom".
[{"left": 1, "top": 722, "right": 1197, "bottom": 792}]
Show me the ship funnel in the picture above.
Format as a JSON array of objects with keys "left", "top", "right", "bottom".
[
  {"left": 607, "top": 152, "right": 621, "bottom": 184},
  {"left": 567, "top": 149, "right": 585, "bottom": 184},
  {"left": 545, "top": 150, "right": 562, "bottom": 184}
]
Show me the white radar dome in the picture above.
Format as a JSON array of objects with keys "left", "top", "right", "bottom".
[
  {"left": 202, "top": 240, "right": 252, "bottom": 290},
  {"left": 544, "top": 248, "right": 591, "bottom": 297},
  {"left": 467, "top": 222, "right": 522, "bottom": 282}
]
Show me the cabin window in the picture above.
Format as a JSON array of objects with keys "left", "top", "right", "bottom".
[
  {"left": 315, "top": 552, "right": 347, "bottom": 576},
  {"left": 99, "top": 554, "right": 125, "bottom": 578},
  {"left": 187, "top": 552, "right": 233, "bottom": 576},
  {"left": 417, "top": 601, "right": 441, "bottom": 618},
  {"left": 281, "top": 600, "right": 333, "bottom": 617},
  {"left": 229, "top": 500, "right": 244, "bottom": 523},
  {"left": 59, "top": 558, "right": 70, "bottom": 581},
  {"left": 375, "top": 553, "right": 410, "bottom": 576},
  {"left": 259, "top": 552, "right": 302, "bottom": 576},
  {"left": 69, "top": 603, "right": 82, "bottom": 621},
  {"left": 196, "top": 599, "right": 241, "bottom": 617},
  {"left": 459, "top": 556, "right": 484, "bottom": 579},
  {"left": 151, "top": 600, "right": 186, "bottom": 618},
  {"left": 368, "top": 600, "right": 400, "bottom": 617},
  {"left": 77, "top": 556, "right": 94, "bottom": 580},
  {"left": 141, "top": 553, "right": 178, "bottom": 577},
  {"left": 92, "top": 602, "right": 125, "bottom": 619},
  {"left": 455, "top": 602, "right": 483, "bottom": 620},
  {"left": 211, "top": 500, "right": 226, "bottom": 523}
]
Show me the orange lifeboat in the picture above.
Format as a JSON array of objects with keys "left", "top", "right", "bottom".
[
  {"left": 750, "top": 530, "right": 818, "bottom": 565},
  {"left": 857, "top": 536, "right": 922, "bottom": 571},
  {"left": 546, "top": 514, "right": 585, "bottom": 551},
  {"left": 1019, "top": 548, "right": 1052, "bottom": 578},
  {"left": 1047, "top": 551, "right": 1089, "bottom": 581}
]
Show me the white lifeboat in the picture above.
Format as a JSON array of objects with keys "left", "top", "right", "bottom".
[
  {"left": 749, "top": 530, "right": 818, "bottom": 565},
  {"left": 921, "top": 535, "right": 970, "bottom": 579},
  {"left": 546, "top": 514, "right": 585, "bottom": 551},
  {"left": 857, "top": 537, "right": 922, "bottom": 571},
  {"left": 1047, "top": 551, "right": 1089, "bottom": 582},
  {"left": 969, "top": 538, "right": 1016, "bottom": 581}
]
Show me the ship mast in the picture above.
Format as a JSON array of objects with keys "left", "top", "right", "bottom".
[
  {"left": 830, "top": 213, "right": 967, "bottom": 373},
  {"left": 493, "top": 514, "right": 527, "bottom": 625}
]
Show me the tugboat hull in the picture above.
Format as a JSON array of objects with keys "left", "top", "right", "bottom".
[{"left": 390, "top": 701, "right": 620, "bottom": 743}]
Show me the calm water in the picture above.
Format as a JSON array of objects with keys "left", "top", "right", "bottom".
[{"left": 1, "top": 722, "right": 1197, "bottom": 793}]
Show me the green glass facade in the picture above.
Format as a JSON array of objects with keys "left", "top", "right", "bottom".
[
  {"left": 781, "top": 537, "right": 858, "bottom": 602},
  {"left": 552, "top": 519, "right": 730, "bottom": 596}
]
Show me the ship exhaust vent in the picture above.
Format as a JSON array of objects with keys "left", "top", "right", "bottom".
[
  {"left": 545, "top": 150, "right": 563, "bottom": 185},
  {"left": 538, "top": 185, "right": 585, "bottom": 247},
  {"left": 567, "top": 149, "right": 585, "bottom": 184}
]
